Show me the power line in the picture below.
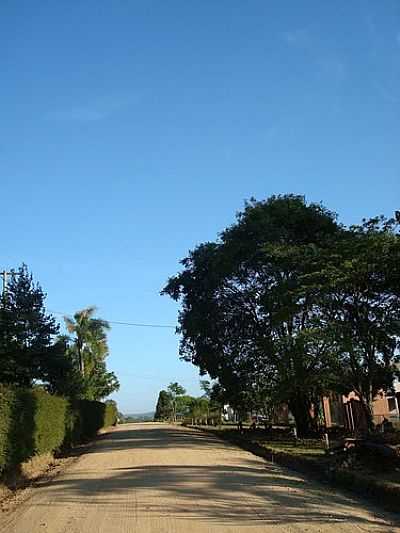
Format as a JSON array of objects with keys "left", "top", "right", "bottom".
[{"left": 49, "top": 310, "right": 176, "bottom": 329}]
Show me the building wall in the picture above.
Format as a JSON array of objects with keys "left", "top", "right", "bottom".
[{"left": 324, "top": 389, "right": 399, "bottom": 431}]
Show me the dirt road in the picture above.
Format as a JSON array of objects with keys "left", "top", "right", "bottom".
[{"left": 0, "top": 423, "right": 398, "bottom": 532}]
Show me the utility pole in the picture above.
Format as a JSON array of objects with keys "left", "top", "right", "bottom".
[
  {"left": 1, "top": 270, "right": 21, "bottom": 299},
  {"left": 1, "top": 270, "right": 13, "bottom": 298}
]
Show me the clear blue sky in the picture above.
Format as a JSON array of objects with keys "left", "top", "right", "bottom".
[{"left": 2, "top": 1, "right": 399, "bottom": 413}]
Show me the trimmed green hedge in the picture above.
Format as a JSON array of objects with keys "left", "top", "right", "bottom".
[
  {"left": 0, "top": 385, "right": 118, "bottom": 473},
  {"left": 32, "top": 390, "right": 69, "bottom": 456},
  {"left": 104, "top": 401, "right": 118, "bottom": 428},
  {"left": 66, "top": 400, "right": 117, "bottom": 445}
]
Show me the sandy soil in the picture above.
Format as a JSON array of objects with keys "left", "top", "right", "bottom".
[{"left": 0, "top": 423, "right": 398, "bottom": 533}]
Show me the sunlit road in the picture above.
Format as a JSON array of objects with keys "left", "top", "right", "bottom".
[{"left": 0, "top": 423, "right": 397, "bottom": 532}]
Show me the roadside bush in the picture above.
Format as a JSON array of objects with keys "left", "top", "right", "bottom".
[
  {"left": 65, "top": 399, "right": 117, "bottom": 445},
  {"left": 11, "top": 389, "right": 36, "bottom": 465},
  {"left": 0, "top": 385, "right": 117, "bottom": 474},
  {"left": 32, "top": 389, "right": 68, "bottom": 455},
  {"left": 0, "top": 385, "right": 19, "bottom": 471},
  {"left": 0, "top": 386, "right": 67, "bottom": 471},
  {"left": 70, "top": 400, "right": 106, "bottom": 442},
  {"left": 104, "top": 401, "right": 118, "bottom": 428},
  {"left": 63, "top": 401, "right": 83, "bottom": 448}
]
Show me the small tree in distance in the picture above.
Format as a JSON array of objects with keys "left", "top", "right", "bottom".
[
  {"left": 167, "top": 382, "right": 186, "bottom": 422},
  {"left": 154, "top": 390, "right": 172, "bottom": 421}
]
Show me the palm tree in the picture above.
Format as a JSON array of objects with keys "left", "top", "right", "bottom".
[{"left": 64, "top": 306, "right": 110, "bottom": 376}]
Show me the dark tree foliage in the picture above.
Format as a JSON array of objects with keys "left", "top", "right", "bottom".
[
  {"left": 0, "top": 265, "right": 62, "bottom": 387},
  {"left": 163, "top": 196, "right": 400, "bottom": 435},
  {"left": 319, "top": 216, "right": 400, "bottom": 426},
  {"left": 154, "top": 390, "right": 172, "bottom": 420},
  {"left": 41, "top": 340, "right": 84, "bottom": 397},
  {"left": 163, "top": 196, "right": 343, "bottom": 436},
  {"left": 200, "top": 379, "right": 232, "bottom": 420}
]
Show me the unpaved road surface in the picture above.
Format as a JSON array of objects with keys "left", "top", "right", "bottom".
[{"left": 0, "top": 423, "right": 398, "bottom": 532}]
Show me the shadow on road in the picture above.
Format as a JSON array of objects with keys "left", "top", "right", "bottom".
[
  {"left": 33, "top": 425, "right": 395, "bottom": 528},
  {"left": 91, "top": 426, "right": 231, "bottom": 453}
]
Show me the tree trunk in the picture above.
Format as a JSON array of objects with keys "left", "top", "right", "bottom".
[
  {"left": 288, "top": 393, "right": 315, "bottom": 438},
  {"left": 361, "top": 396, "right": 374, "bottom": 433},
  {"left": 354, "top": 384, "right": 375, "bottom": 434}
]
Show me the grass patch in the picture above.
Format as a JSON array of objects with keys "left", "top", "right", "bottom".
[{"left": 253, "top": 438, "right": 325, "bottom": 456}]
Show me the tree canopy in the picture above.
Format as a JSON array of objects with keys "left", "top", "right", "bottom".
[
  {"left": 63, "top": 307, "right": 120, "bottom": 400},
  {"left": 154, "top": 390, "right": 172, "bottom": 421},
  {"left": 163, "top": 195, "right": 400, "bottom": 435},
  {"left": 0, "top": 265, "right": 63, "bottom": 387}
]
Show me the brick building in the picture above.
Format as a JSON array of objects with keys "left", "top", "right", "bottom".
[{"left": 323, "top": 386, "right": 400, "bottom": 432}]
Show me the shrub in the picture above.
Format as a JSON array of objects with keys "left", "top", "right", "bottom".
[
  {"left": 64, "top": 399, "right": 117, "bottom": 446},
  {"left": 0, "top": 385, "right": 117, "bottom": 474},
  {"left": 32, "top": 389, "right": 68, "bottom": 455},
  {"left": 70, "top": 400, "right": 106, "bottom": 443},
  {"left": 0, "top": 386, "right": 38, "bottom": 470},
  {"left": 63, "top": 400, "right": 83, "bottom": 449},
  {"left": 104, "top": 401, "right": 118, "bottom": 428},
  {"left": 0, "top": 385, "right": 18, "bottom": 471}
]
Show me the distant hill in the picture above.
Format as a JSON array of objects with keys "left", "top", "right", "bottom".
[{"left": 122, "top": 411, "right": 154, "bottom": 422}]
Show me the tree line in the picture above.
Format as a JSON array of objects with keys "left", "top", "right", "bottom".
[
  {"left": 154, "top": 381, "right": 224, "bottom": 423},
  {"left": 162, "top": 195, "right": 400, "bottom": 437},
  {"left": 0, "top": 265, "right": 119, "bottom": 401}
]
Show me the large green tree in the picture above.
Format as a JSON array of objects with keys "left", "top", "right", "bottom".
[
  {"left": 320, "top": 216, "right": 400, "bottom": 427},
  {"left": 167, "top": 382, "right": 186, "bottom": 422},
  {"left": 163, "top": 196, "right": 343, "bottom": 436},
  {"left": 163, "top": 197, "right": 400, "bottom": 435},
  {"left": 0, "top": 265, "right": 63, "bottom": 387}
]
